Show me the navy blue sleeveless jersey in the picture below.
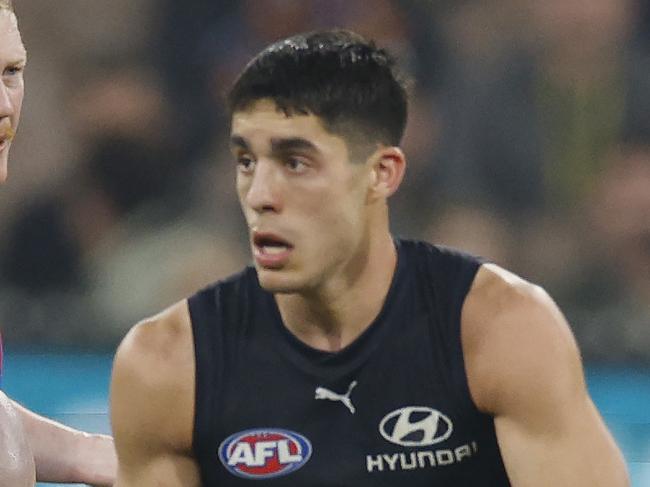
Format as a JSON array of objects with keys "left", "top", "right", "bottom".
[{"left": 189, "top": 239, "right": 511, "bottom": 486}]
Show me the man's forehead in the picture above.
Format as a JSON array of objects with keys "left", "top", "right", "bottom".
[
  {"left": 233, "top": 100, "right": 318, "bottom": 127},
  {"left": 230, "top": 106, "right": 354, "bottom": 163},
  {"left": 0, "top": 10, "right": 26, "bottom": 60},
  {"left": 231, "top": 100, "right": 333, "bottom": 144}
]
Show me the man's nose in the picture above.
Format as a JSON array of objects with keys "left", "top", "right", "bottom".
[
  {"left": 245, "top": 160, "right": 282, "bottom": 214},
  {"left": 0, "top": 83, "right": 13, "bottom": 120}
]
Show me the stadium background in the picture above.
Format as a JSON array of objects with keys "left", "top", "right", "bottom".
[{"left": 0, "top": 1, "right": 648, "bottom": 485}]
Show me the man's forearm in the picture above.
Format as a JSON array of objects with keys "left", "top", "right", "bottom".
[{"left": 13, "top": 400, "right": 116, "bottom": 486}]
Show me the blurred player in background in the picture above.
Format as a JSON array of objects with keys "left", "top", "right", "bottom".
[
  {"left": 111, "top": 30, "right": 629, "bottom": 486},
  {"left": 0, "top": 1, "right": 116, "bottom": 485}
]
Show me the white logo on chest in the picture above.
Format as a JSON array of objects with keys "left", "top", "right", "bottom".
[
  {"left": 315, "top": 380, "right": 357, "bottom": 414},
  {"left": 379, "top": 406, "right": 453, "bottom": 446}
]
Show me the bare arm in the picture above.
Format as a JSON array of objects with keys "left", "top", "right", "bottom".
[
  {"left": 463, "top": 264, "right": 629, "bottom": 487},
  {"left": 111, "top": 300, "right": 201, "bottom": 487},
  {"left": 0, "top": 391, "right": 35, "bottom": 487},
  {"left": 13, "top": 400, "right": 115, "bottom": 486}
]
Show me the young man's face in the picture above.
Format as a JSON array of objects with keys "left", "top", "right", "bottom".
[
  {"left": 0, "top": 8, "right": 26, "bottom": 183},
  {"left": 232, "top": 99, "right": 374, "bottom": 294}
]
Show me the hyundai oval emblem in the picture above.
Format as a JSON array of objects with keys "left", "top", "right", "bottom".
[{"left": 379, "top": 406, "right": 453, "bottom": 447}]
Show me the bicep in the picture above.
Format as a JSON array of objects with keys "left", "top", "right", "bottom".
[
  {"left": 112, "top": 399, "right": 201, "bottom": 487},
  {"left": 115, "top": 452, "right": 200, "bottom": 487},
  {"left": 496, "top": 390, "right": 628, "bottom": 486},
  {"left": 491, "top": 292, "right": 628, "bottom": 486},
  {"left": 463, "top": 267, "right": 629, "bottom": 487}
]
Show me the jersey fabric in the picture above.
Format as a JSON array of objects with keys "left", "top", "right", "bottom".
[{"left": 189, "top": 239, "right": 511, "bottom": 486}]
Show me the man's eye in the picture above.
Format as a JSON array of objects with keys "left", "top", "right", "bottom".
[
  {"left": 237, "top": 156, "right": 255, "bottom": 171},
  {"left": 286, "top": 157, "right": 307, "bottom": 172},
  {"left": 4, "top": 66, "right": 23, "bottom": 76}
]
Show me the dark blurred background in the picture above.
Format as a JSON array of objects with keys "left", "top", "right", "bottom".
[{"left": 2, "top": 0, "right": 648, "bottom": 362}]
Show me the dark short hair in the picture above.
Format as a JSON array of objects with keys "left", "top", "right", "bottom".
[{"left": 227, "top": 30, "right": 408, "bottom": 150}]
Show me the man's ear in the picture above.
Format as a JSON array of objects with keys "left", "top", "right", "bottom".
[{"left": 366, "top": 146, "right": 406, "bottom": 201}]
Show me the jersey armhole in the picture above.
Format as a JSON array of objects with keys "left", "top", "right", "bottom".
[
  {"left": 453, "top": 261, "right": 487, "bottom": 415},
  {"left": 188, "top": 288, "right": 221, "bottom": 466},
  {"left": 426, "top": 244, "right": 487, "bottom": 416}
]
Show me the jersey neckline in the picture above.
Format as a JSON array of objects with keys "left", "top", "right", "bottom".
[{"left": 258, "top": 238, "right": 408, "bottom": 377}]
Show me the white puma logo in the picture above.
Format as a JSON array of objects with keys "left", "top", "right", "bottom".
[{"left": 315, "top": 381, "right": 357, "bottom": 414}]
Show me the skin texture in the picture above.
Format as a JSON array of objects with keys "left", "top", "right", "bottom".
[
  {"left": 1, "top": 8, "right": 117, "bottom": 486},
  {"left": 232, "top": 99, "right": 405, "bottom": 350},
  {"left": 463, "top": 264, "right": 629, "bottom": 486},
  {"left": 0, "top": 8, "right": 25, "bottom": 183},
  {"left": 0, "top": 392, "right": 35, "bottom": 487},
  {"left": 111, "top": 99, "right": 629, "bottom": 486},
  {"left": 111, "top": 303, "right": 200, "bottom": 486},
  {"left": 17, "top": 403, "right": 116, "bottom": 485}
]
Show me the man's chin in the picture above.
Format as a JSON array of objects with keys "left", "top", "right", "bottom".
[{"left": 255, "top": 266, "right": 303, "bottom": 294}]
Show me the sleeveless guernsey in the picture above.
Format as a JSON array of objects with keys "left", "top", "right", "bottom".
[{"left": 189, "top": 239, "right": 511, "bottom": 486}]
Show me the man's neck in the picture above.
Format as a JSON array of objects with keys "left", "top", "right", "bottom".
[{"left": 274, "top": 233, "right": 398, "bottom": 352}]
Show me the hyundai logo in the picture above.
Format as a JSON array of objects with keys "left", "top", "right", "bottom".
[{"left": 379, "top": 406, "right": 453, "bottom": 447}]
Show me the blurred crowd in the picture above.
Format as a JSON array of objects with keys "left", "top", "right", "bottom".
[{"left": 0, "top": 0, "right": 648, "bottom": 362}]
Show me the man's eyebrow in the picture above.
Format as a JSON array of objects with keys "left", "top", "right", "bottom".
[
  {"left": 230, "top": 135, "right": 251, "bottom": 151},
  {"left": 5, "top": 57, "right": 27, "bottom": 67},
  {"left": 270, "top": 137, "right": 318, "bottom": 154}
]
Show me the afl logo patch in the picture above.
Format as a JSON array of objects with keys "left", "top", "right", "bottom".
[
  {"left": 379, "top": 406, "right": 453, "bottom": 447},
  {"left": 218, "top": 428, "right": 312, "bottom": 479}
]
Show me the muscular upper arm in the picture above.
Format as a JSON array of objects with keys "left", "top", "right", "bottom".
[
  {"left": 110, "top": 300, "right": 201, "bottom": 487},
  {"left": 462, "top": 264, "right": 629, "bottom": 487}
]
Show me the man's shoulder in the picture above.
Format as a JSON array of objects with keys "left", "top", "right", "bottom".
[
  {"left": 460, "top": 262, "right": 551, "bottom": 369},
  {"left": 462, "top": 263, "right": 580, "bottom": 413},
  {"left": 466, "top": 263, "right": 546, "bottom": 315},
  {"left": 115, "top": 265, "right": 257, "bottom": 385},
  {"left": 115, "top": 301, "right": 194, "bottom": 392},
  {"left": 111, "top": 300, "right": 196, "bottom": 449},
  {"left": 466, "top": 263, "right": 577, "bottom": 338}
]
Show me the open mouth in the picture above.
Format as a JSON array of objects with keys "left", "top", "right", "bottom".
[
  {"left": 254, "top": 232, "right": 293, "bottom": 252},
  {"left": 252, "top": 231, "right": 294, "bottom": 267}
]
